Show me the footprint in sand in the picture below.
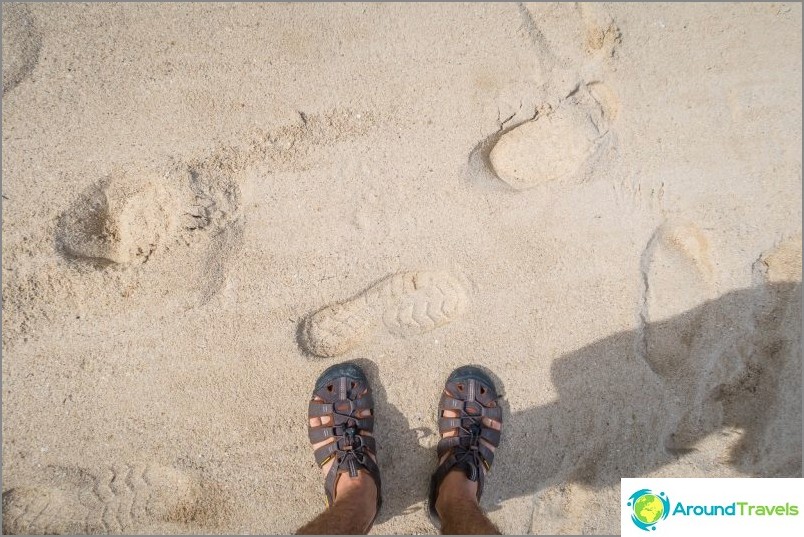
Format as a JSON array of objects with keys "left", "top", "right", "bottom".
[
  {"left": 2, "top": 463, "right": 219, "bottom": 534},
  {"left": 680, "top": 236, "right": 801, "bottom": 463},
  {"left": 56, "top": 171, "right": 175, "bottom": 266},
  {"left": 300, "top": 271, "right": 468, "bottom": 358},
  {"left": 173, "top": 160, "right": 242, "bottom": 239},
  {"left": 55, "top": 160, "right": 243, "bottom": 306},
  {"left": 170, "top": 160, "right": 244, "bottom": 304},
  {"left": 479, "top": 82, "right": 618, "bottom": 190},
  {"left": 56, "top": 161, "right": 242, "bottom": 266},
  {"left": 638, "top": 221, "right": 721, "bottom": 452},
  {"left": 2, "top": 4, "right": 41, "bottom": 95},
  {"left": 639, "top": 221, "right": 715, "bottom": 379},
  {"left": 472, "top": 4, "right": 621, "bottom": 191}
]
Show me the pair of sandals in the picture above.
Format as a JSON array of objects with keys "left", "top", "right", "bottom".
[{"left": 307, "top": 362, "right": 502, "bottom": 530}]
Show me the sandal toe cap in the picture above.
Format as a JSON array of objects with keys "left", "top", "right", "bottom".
[{"left": 315, "top": 362, "right": 368, "bottom": 390}]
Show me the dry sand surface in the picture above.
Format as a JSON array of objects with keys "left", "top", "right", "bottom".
[{"left": 2, "top": 2, "right": 802, "bottom": 534}]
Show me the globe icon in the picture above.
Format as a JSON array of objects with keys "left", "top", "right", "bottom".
[{"left": 633, "top": 493, "right": 664, "bottom": 525}]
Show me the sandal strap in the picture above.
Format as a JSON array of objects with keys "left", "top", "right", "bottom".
[
  {"left": 483, "top": 405, "right": 503, "bottom": 421},
  {"left": 323, "top": 457, "right": 340, "bottom": 506},
  {"left": 331, "top": 414, "right": 374, "bottom": 431},
  {"left": 435, "top": 435, "right": 496, "bottom": 464},
  {"left": 439, "top": 393, "right": 502, "bottom": 420},
  {"left": 314, "top": 440, "right": 340, "bottom": 467},
  {"left": 312, "top": 430, "right": 378, "bottom": 465},
  {"left": 436, "top": 435, "right": 461, "bottom": 459},
  {"left": 309, "top": 425, "right": 379, "bottom": 449},
  {"left": 310, "top": 395, "right": 374, "bottom": 417},
  {"left": 438, "top": 417, "right": 462, "bottom": 431},
  {"left": 480, "top": 427, "right": 501, "bottom": 446},
  {"left": 438, "top": 416, "right": 500, "bottom": 435},
  {"left": 478, "top": 442, "right": 495, "bottom": 467},
  {"left": 439, "top": 395, "right": 465, "bottom": 410},
  {"left": 308, "top": 425, "right": 336, "bottom": 443},
  {"left": 308, "top": 401, "right": 333, "bottom": 418}
]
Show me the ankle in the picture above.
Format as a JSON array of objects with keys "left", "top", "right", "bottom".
[
  {"left": 335, "top": 469, "right": 377, "bottom": 498},
  {"left": 435, "top": 469, "right": 479, "bottom": 516},
  {"left": 332, "top": 471, "right": 377, "bottom": 524}
]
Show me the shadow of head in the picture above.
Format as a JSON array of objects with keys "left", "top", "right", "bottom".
[{"left": 486, "top": 281, "right": 801, "bottom": 510}]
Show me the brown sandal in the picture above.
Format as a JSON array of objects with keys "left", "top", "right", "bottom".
[
  {"left": 307, "top": 363, "right": 382, "bottom": 522},
  {"left": 427, "top": 365, "right": 502, "bottom": 528}
]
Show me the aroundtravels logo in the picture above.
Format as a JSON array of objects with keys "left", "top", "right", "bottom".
[
  {"left": 625, "top": 486, "right": 800, "bottom": 532},
  {"left": 627, "top": 489, "right": 670, "bottom": 531},
  {"left": 622, "top": 478, "right": 804, "bottom": 536}
]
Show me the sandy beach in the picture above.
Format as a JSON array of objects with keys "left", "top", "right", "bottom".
[{"left": 2, "top": 2, "right": 802, "bottom": 534}]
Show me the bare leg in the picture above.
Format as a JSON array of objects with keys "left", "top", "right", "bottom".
[
  {"left": 295, "top": 471, "right": 377, "bottom": 535},
  {"left": 436, "top": 470, "right": 501, "bottom": 535}
]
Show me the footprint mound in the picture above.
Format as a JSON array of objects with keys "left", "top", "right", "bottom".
[
  {"left": 2, "top": 463, "right": 213, "bottom": 534},
  {"left": 755, "top": 233, "right": 802, "bottom": 283},
  {"left": 300, "top": 271, "right": 467, "bottom": 357},
  {"left": 56, "top": 173, "right": 173, "bottom": 266},
  {"left": 488, "top": 84, "right": 615, "bottom": 190}
]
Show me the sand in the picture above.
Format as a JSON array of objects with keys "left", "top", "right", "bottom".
[{"left": 1, "top": 2, "right": 801, "bottom": 534}]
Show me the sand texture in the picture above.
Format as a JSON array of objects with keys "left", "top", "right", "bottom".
[{"left": 2, "top": 3, "right": 802, "bottom": 534}]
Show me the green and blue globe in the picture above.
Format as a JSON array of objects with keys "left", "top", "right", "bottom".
[
  {"left": 627, "top": 489, "right": 670, "bottom": 531},
  {"left": 634, "top": 494, "right": 664, "bottom": 524}
]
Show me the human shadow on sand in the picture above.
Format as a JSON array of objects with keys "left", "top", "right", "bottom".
[{"left": 356, "top": 281, "right": 802, "bottom": 525}]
